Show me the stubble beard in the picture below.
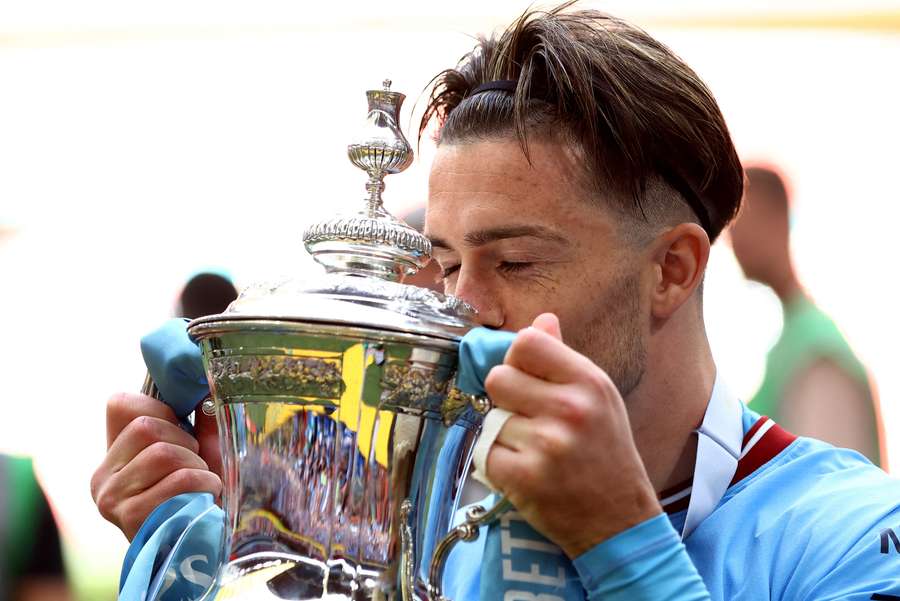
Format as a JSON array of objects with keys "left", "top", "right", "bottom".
[{"left": 569, "top": 268, "right": 647, "bottom": 400}]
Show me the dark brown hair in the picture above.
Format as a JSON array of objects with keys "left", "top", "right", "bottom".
[{"left": 419, "top": 2, "right": 743, "bottom": 242}]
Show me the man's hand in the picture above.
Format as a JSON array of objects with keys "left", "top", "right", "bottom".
[
  {"left": 90, "top": 392, "right": 222, "bottom": 541},
  {"left": 484, "top": 313, "right": 662, "bottom": 558}
]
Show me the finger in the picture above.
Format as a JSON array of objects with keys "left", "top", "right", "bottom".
[
  {"left": 113, "top": 441, "right": 210, "bottom": 498},
  {"left": 531, "top": 313, "right": 562, "bottom": 340},
  {"left": 107, "top": 392, "right": 179, "bottom": 449},
  {"left": 504, "top": 327, "right": 595, "bottom": 384},
  {"left": 492, "top": 413, "right": 533, "bottom": 452},
  {"left": 103, "top": 416, "right": 200, "bottom": 474},
  {"left": 194, "top": 409, "right": 223, "bottom": 480},
  {"left": 485, "top": 364, "right": 573, "bottom": 418},
  {"left": 484, "top": 443, "right": 524, "bottom": 498},
  {"left": 118, "top": 468, "right": 223, "bottom": 541}
]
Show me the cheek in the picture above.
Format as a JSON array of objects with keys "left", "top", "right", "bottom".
[
  {"left": 502, "top": 292, "right": 582, "bottom": 333},
  {"left": 497, "top": 264, "right": 593, "bottom": 331}
]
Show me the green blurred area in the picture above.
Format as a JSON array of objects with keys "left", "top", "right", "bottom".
[{"left": 64, "top": 541, "right": 119, "bottom": 601}]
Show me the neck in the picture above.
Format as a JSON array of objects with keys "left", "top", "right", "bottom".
[
  {"left": 625, "top": 311, "right": 717, "bottom": 493},
  {"left": 767, "top": 259, "right": 803, "bottom": 303}
]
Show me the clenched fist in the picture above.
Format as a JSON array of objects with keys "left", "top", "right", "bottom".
[
  {"left": 483, "top": 313, "right": 662, "bottom": 557},
  {"left": 90, "top": 392, "right": 222, "bottom": 540}
]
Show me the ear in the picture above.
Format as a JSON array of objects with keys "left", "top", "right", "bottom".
[{"left": 649, "top": 223, "right": 710, "bottom": 320}]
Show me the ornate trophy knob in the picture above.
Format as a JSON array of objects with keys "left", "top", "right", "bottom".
[{"left": 304, "top": 80, "right": 431, "bottom": 281}]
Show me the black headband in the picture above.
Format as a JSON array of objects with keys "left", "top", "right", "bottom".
[
  {"left": 470, "top": 79, "right": 519, "bottom": 95},
  {"left": 655, "top": 162, "right": 713, "bottom": 238},
  {"left": 468, "top": 79, "right": 714, "bottom": 237}
]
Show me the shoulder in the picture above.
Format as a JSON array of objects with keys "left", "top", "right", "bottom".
[
  {"left": 729, "top": 436, "right": 897, "bottom": 519},
  {"left": 694, "top": 438, "right": 900, "bottom": 598},
  {"left": 727, "top": 437, "right": 900, "bottom": 563}
]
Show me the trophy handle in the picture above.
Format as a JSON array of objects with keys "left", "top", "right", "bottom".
[
  {"left": 427, "top": 497, "right": 512, "bottom": 601},
  {"left": 141, "top": 371, "right": 161, "bottom": 399},
  {"left": 426, "top": 387, "right": 513, "bottom": 601},
  {"left": 141, "top": 371, "right": 215, "bottom": 416}
]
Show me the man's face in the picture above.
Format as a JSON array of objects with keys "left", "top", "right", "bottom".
[{"left": 426, "top": 138, "right": 648, "bottom": 396}]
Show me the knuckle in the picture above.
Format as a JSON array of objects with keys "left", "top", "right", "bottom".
[
  {"left": 118, "top": 499, "right": 142, "bottom": 538},
  {"left": 171, "top": 468, "right": 218, "bottom": 494},
  {"left": 534, "top": 427, "right": 571, "bottom": 458},
  {"left": 94, "top": 486, "right": 118, "bottom": 522},
  {"left": 144, "top": 441, "right": 182, "bottom": 467},
  {"left": 169, "top": 468, "right": 197, "bottom": 491},
  {"left": 554, "top": 391, "right": 590, "bottom": 423},
  {"left": 89, "top": 470, "right": 104, "bottom": 502},
  {"left": 129, "top": 415, "right": 162, "bottom": 443}
]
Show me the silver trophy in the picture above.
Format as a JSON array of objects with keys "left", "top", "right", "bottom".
[{"left": 162, "top": 80, "right": 507, "bottom": 600}]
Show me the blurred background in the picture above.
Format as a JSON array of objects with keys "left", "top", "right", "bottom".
[{"left": 1, "top": 0, "right": 898, "bottom": 598}]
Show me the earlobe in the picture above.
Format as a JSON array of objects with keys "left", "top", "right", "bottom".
[{"left": 650, "top": 223, "right": 710, "bottom": 320}]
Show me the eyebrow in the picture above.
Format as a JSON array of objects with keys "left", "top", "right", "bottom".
[{"left": 429, "top": 225, "right": 569, "bottom": 250}]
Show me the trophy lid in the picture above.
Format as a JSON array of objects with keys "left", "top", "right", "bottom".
[
  {"left": 194, "top": 273, "right": 475, "bottom": 341},
  {"left": 189, "top": 80, "right": 477, "bottom": 342}
]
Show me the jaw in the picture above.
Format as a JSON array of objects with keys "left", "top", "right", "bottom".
[{"left": 625, "top": 304, "right": 716, "bottom": 491}]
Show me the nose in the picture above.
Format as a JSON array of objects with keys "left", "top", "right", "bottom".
[{"left": 452, "top": 269, "right": 505, "bottom": 329}]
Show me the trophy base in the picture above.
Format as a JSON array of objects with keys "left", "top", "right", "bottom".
[{"left": 206, "top": 552, "right": 396, "bottom": 601}]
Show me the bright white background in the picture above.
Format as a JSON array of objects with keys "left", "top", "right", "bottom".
[{"left": 1, "top": 1, "right": 898, "bottom": 598}]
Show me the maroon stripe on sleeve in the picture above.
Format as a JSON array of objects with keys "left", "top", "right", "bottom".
[
  {"left": 730, "top": 421, "right": 797, "bottom": 486},
  {"left": 742, "top": 416, "right": 770, "bottom": 447},
  {"left": 658, "top": 477, "right": 693, "bottom": 501},
  {"left": 664, "top": 495, "right": 691, "bottom": 514}
]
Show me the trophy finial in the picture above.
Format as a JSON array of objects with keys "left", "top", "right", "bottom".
[{"left": 302, "top": 81, "right": 431, "bottom": 281}]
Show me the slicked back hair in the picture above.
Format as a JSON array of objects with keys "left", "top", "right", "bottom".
[{"left": 419, "top": 3, "right": 744, "bottom": 243}]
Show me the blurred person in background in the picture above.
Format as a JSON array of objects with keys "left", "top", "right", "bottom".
[
  {"left": 173, "top": 271, "right": 239, "bottom": 320},
  {"left": 1, "top": 228, "right": 73, "bottom": 601},
  {"left": 730, "top": 165, "right": 883, "bottom": 466},
  {"left": 0, "top": 455, "right": 72, "bottom": 601}
]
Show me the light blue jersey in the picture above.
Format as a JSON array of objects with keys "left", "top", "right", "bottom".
[
  {"left": 687, "top": 420, "right": 900, "bottom": 600},
  {"left": 439, "top": 406, "right": 900, "bottom": 600},
  {"left": 121, "top": 405, "right": 900, "bottom": 600}
]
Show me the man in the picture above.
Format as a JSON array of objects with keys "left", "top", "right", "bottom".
[
  {"left": 92, "top": 5, "right": 900, "bottom": 599},
  {"left": 730, "top": 165, "right": 883, "bottom": 465}
]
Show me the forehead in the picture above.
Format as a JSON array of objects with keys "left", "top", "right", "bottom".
[{"left": 425, "top": 138, "right": 612, "bottom": 239}]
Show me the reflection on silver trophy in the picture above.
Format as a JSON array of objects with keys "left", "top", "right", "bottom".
[{"left": 145, "top": 80, "right": 506, "bottom": 600}]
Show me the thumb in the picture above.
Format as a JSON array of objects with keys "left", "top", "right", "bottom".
[{"left": 531, "top": 313, "right": 563, "bottom": 341}]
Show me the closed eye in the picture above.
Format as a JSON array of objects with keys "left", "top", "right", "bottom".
[
  {"left": 498, "top": 261, "right": 533, "bottom": 274},
  {"left": 438, "top": 264, "right": 460, "bottom": 280}
]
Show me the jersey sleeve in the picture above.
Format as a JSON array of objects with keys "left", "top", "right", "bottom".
[
  {"left": 120, "top": 492, "right": 224, "bottom": 601},
  {"left": 797, "top": 515, "right": 900, "bottom": 601},
  {"left": 573, "top": 513, "right": 711, "bottom": 601}
]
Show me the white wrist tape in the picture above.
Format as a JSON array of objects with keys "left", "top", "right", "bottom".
[{"left": 471, "top": 407, "right": 514, "bottom": 491}]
